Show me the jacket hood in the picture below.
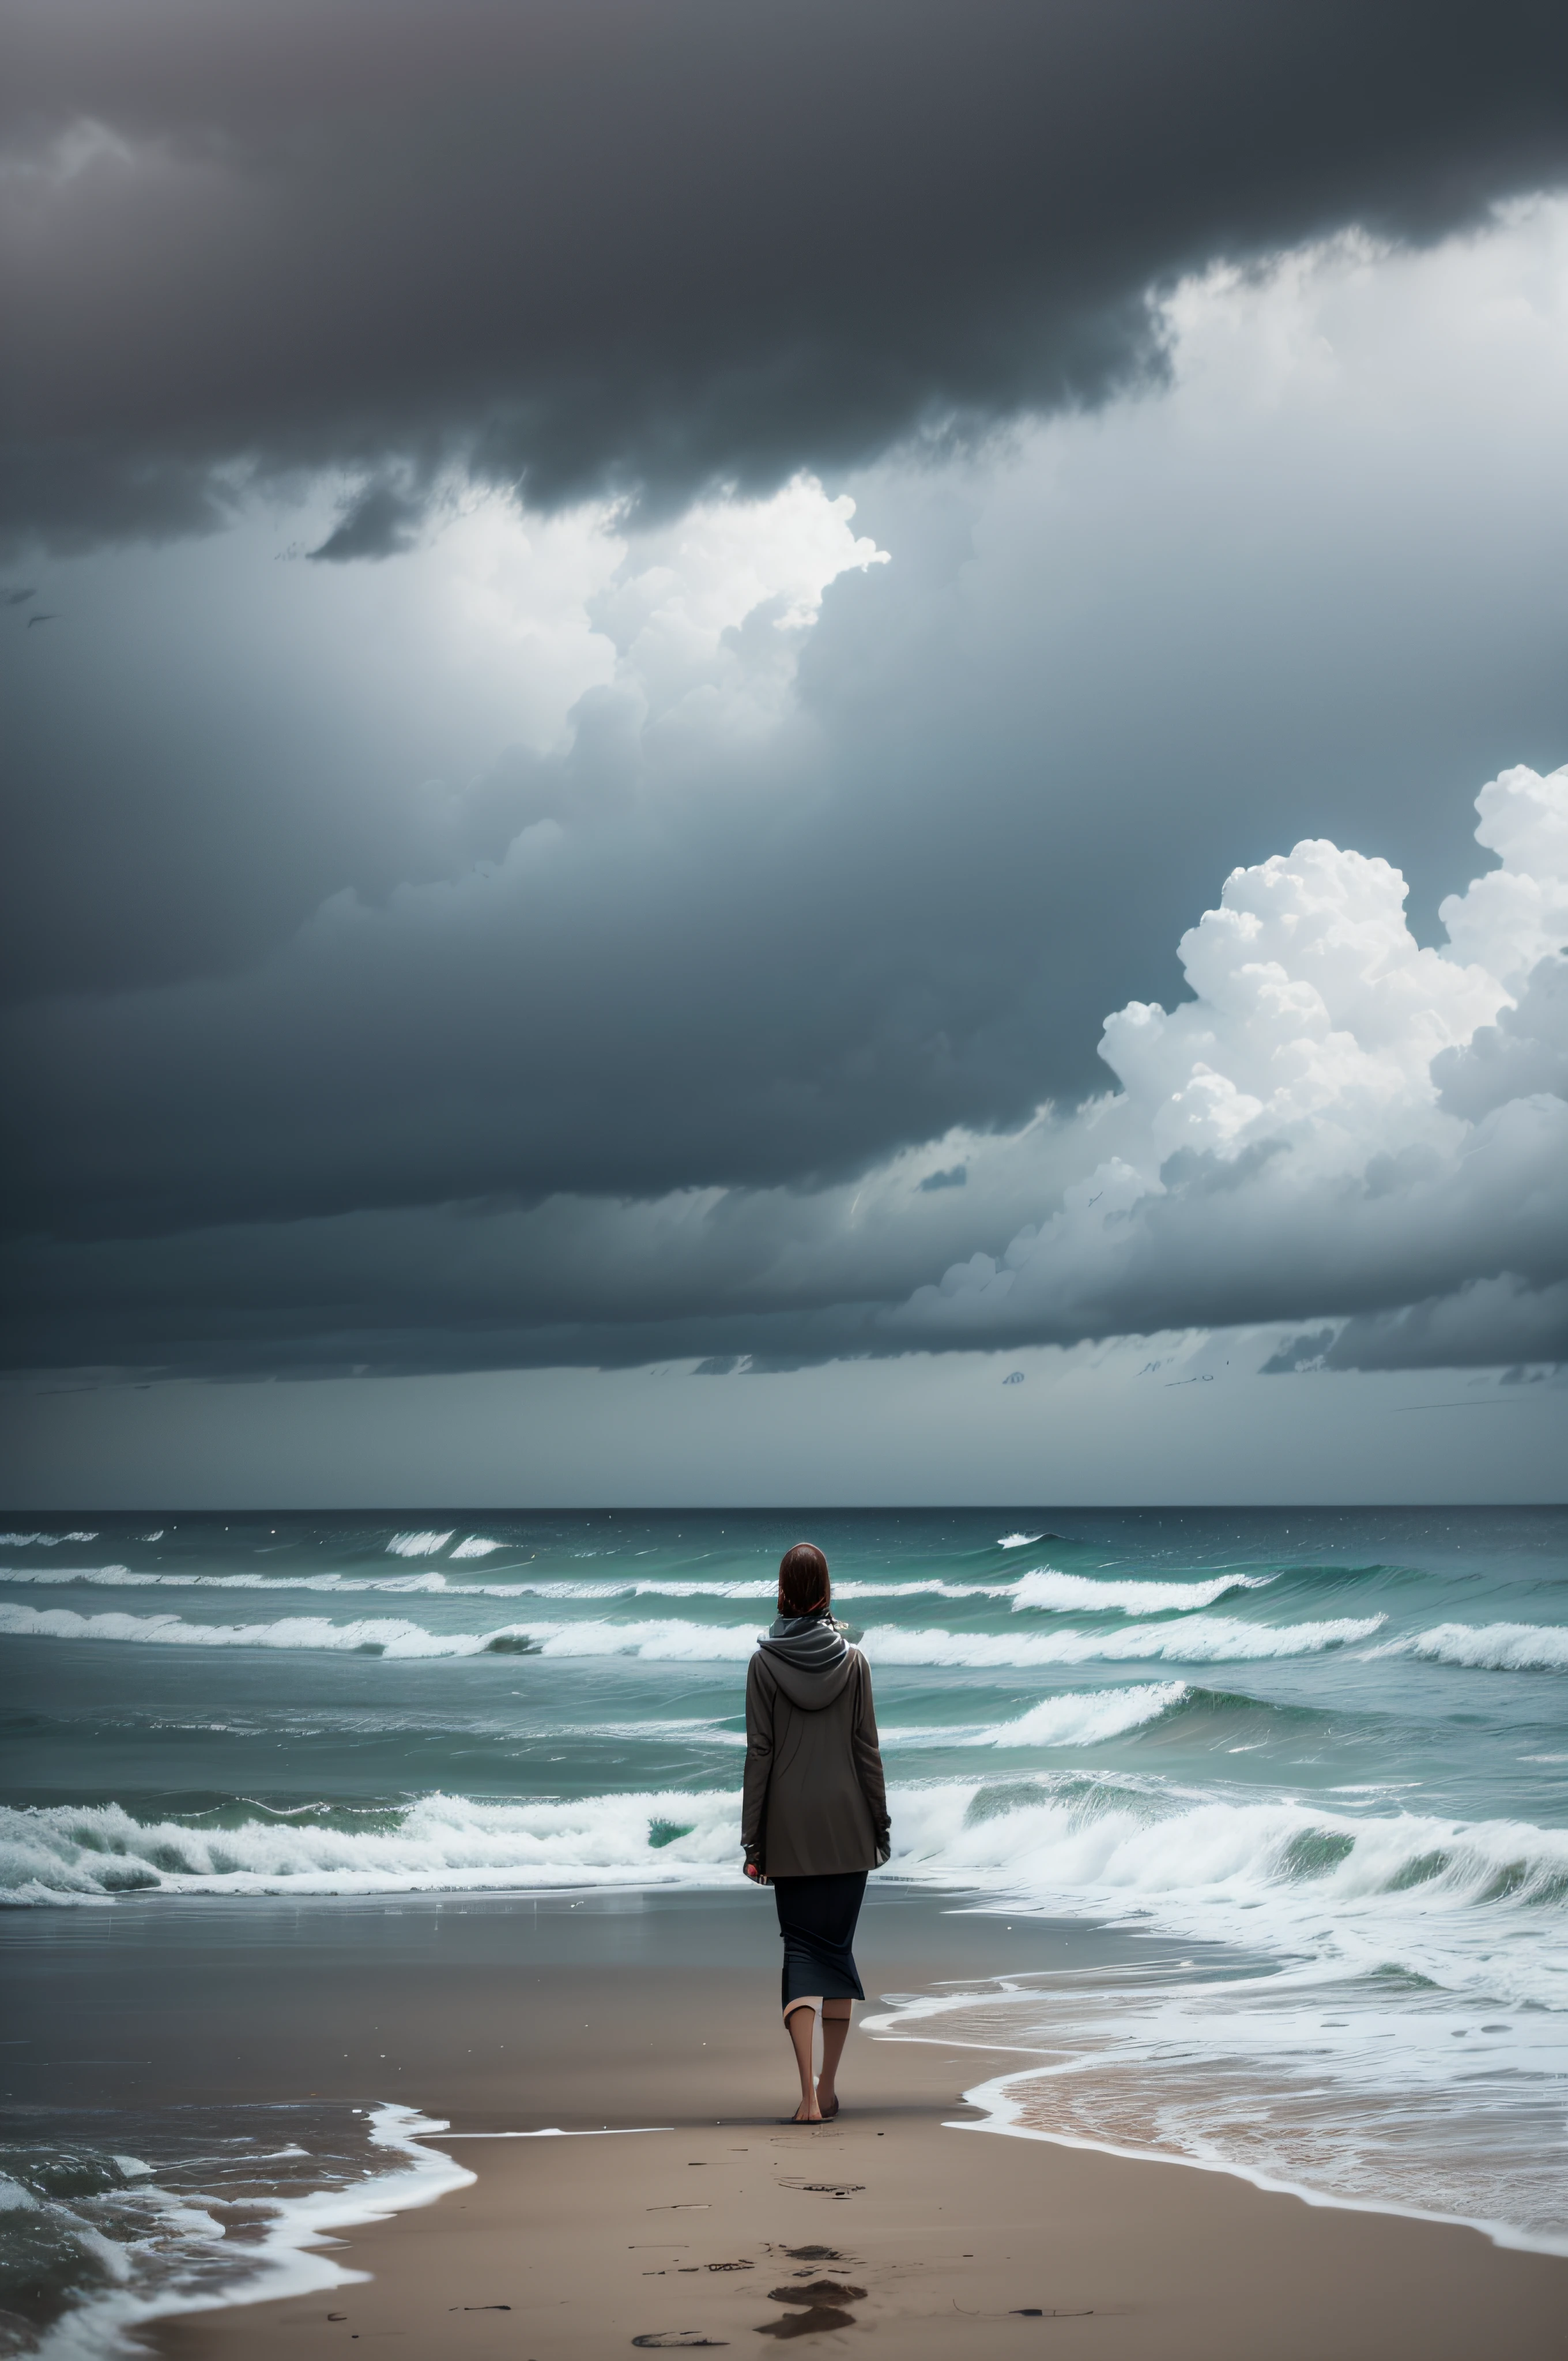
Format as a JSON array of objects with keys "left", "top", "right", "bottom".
[{"left": 755, "top": 1613, "right": 855, "bottom": 1710}]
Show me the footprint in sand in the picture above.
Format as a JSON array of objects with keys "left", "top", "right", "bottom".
[
  {"left": 755, "top": 2276, "right": 865, "bottom": 2340},
  {"left": 754, "top": 2311, "right": 855, "bottom": 2340},
  {"left": 766, "top": 2280, "right": 866, "bottom": 2305}
]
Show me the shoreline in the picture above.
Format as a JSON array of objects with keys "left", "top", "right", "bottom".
[
  {"left": 152, "top": 2126, "right": 1568, "bottom": 2361},
  {"left": 948, "top": 2085, "right": 1568, "bottom": 2260},
  {"left": 150, "top": 1948, "right": 1565, "bottom": 2361},
  {"left": 4, "top": 1883, "right": 1563, "bottom": 2356}
]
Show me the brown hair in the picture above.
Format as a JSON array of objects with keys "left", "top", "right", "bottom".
[{"left": 777, "top": 1542, "right": 830, "bottom": 1619}]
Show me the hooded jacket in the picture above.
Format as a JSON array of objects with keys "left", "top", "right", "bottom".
[{"left": 741, "top": 1614, "right": 891, "bottom": 1879}]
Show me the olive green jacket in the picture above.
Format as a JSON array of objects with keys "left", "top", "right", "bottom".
[{"left": 741, "top": 1641, "right": 891, "bottom": 1879}]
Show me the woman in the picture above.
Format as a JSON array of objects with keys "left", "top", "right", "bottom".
[{"left": 741, "top": 1541, "right": 891, "bottom": 2123}]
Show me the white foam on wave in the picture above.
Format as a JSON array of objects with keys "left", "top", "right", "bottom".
[
  {"left": 0, "top": 1532, "right": 97, "bottom": 1547},
  {"left": 861, "top": 1613, "right": 1386, "bottom": 1667},
  {"left": 0, "top": 1605, "right": 767, "bottom": 1661},
  {"left": 0, "top": 1567, "right": 536, "bottom": 1596},
  {"left": 0, "top": 1567, "right": 1021, "bottom": 1607},
  {"left": 449, "top": 1537, "right": 504, "bottom": 1560},
  {"left": 0, "top": 1603, "right": 1388, "bottom": 1666},
  {"left": 873, "top": 1984, "right": 1568, "bottom": 2251},
  {"left": 31, "top": 2104, "right": 474, "bottom": 2357},
  {"left": 1011, "top": 1570, "right": 1273, "bottom": 1615},
  {"left": 1366, "top": 1623, "right": 1568, "bottom": 1673},
  {"left": 0, "top": 1605, "right": 507, "bottom": 1658},
  {"left": 0, "top": 1790, "right": 747, "bottom": 1902},
  {"left": 0, "top": 1602, "right": 1386, "bottom": 1665},
  {"left": 997, "top": 1533, "right": 1043, "bottom": 1548},
  {"left": 885, "top": 1684, "right": 1188, "bottom": 1751},
  {"left": 0, "top": 1566, "right": 137, "bottom": 1585},
  {"left": 523, "top": 1619, "right": 760, "bottom": 1661},
  {"left": 891, "top": 1785, "right": 1568, "bottom": 2012},
  {"left": 979, "top": 1681, "right": 1188, "bottom": 1744},
  {"left": 385, "top": 1532, "right": 454, "bottom": 1557},
  {"left": 5, "top": 1782, "right": 1565, "bottom": 2011}
]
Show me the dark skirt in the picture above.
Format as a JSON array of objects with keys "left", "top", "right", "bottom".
[{"left": 773, "top": 1870, "right": 868, "bottom": 2012}]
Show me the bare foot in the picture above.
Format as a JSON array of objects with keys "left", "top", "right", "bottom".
[
  {"left": 790, "top": 2099, "right": 822, "bottom": 2123},
  {"left": 815, "top": 2087, "right": 839, "bottom": 2120}
]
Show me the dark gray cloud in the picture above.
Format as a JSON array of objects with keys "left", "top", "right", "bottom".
[
  {"left": 5, "top": 0, "right": 1568, "bottom": 550},
  {"left": 1271, "top": 1281, "right": 1568, "bottom": 1375},
  {"left": 5, "top": 788, "right": 1564, "bottom": 1383},
  {"left": 5, "top": 47, "right": 1568, "bottom": 1404},
  {"left": 4, "top": 1086, "right": 1563, "bottom": 1382},
  {"left": 308, "top": 479, "right": 427, "bottom": 565}
]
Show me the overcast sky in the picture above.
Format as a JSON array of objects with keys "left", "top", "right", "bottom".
[{"left": 3, "top": 0, "right": 1566, "bottom": 1505}]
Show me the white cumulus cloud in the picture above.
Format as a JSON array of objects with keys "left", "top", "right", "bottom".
[{"left": 886, "top": 764, "right": 1568, "bottom": 1368}]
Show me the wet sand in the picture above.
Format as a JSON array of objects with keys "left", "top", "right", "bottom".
[{"left": 5, "top": 1888, "right": 1562, "bottom": 2358}]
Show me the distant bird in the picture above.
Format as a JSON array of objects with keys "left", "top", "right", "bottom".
[
  {"left": 27, "top": 612, "right": 58, "bottom": 627},
  {"left": 2, "top": 586, "right": 36, "bottom": 606}
]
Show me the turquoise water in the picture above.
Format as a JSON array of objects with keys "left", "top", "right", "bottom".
[{"left": 1, "top": 1505, "right": 1565, "bottom": 2273}]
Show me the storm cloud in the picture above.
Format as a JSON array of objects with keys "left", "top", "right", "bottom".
[
  {"left": 3, "top": 26, "right": 1567, "bottom": 1458},
  {"left": 6, "top": 765, "right": 1565, "bottom": 1381},
  {"left": 6, "top": 0, "right": 1568, "bottom": 549}
]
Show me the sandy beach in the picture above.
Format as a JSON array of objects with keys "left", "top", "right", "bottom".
[
  {"left": 6, "top": 1884, "right": 1558, "bottom": 2360},
  {"left": 154, "top": 2098, "right": 1568, "bottom": 2361}
]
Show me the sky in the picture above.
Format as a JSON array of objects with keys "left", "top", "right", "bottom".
[{"left": 3, "top": 0, "right": 1567, "bottom": 1506}]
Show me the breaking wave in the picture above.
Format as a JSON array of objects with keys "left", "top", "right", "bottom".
[
  {"left": 1010, "top": 1570, "right": 1274, "bottom": 1615},
  {"left": 5, "top": 1782, "right": 1563, "bottom": 2004},
  {"left": 1367, "top": 1623, "right": 1568, "bottom": 1673},
  {"left": 0, "top": 1568, "right": 1017, "bottom": 1602},
  {"left": 0, "top": 1603, "right": 1388, "bottom": 1665},
  {"left": 0, "top": 1530, "right": 97, "bottom": 1546},
  {"left": 859, "top": 1614, "right": 1386, "bottom": 1666},
  {"left": 886, "top": 1683, "right": 1189, "bottom": 1749},
  {"left": 0, "top": 1606, "right": 763, "bottom": 1660}
]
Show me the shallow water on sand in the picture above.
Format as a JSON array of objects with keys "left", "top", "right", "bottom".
[{"left": 1, "top": 1505, "right": 1565, "bottom": 2300}]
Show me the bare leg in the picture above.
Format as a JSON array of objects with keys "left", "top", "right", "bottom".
[
  {"left": 785, "top": 2005, "right": 820, "bottom": 2121},
  {"left": 817, "top": 2000, "right": 851, "bottom": 2115}
]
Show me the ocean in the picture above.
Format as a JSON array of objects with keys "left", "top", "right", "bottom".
[{"left": 2, "top": 1505, "right": 1565, "bottom": 2346}]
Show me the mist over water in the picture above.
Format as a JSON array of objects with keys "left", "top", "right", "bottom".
[{"left": 2, "top": 1504, "right": 1566, "bottom": 2282}]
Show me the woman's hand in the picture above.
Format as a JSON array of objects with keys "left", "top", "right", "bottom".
[{"left": 743, "top": 1858, "right": 769, "bottom": 1884}]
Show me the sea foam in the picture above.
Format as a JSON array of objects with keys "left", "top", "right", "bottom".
[
  {"left": 1, "top": 2104, "right": 476, "bottom": 2357},
  {"left": 5, "top": 1782, "right": 1565, "bottom": 2014},
  {"left": 1366, "top": 1622, "right": 1568, "bottom": 1672},
  {"left": 976, "top": 1681, "right": 1188, "bottom": 1744},
  {"left": 0, "top": 1569, "right": 1015, "bottom": 1603},
  {"left": 0, "top": 1603, "right": 1387, "bottom": 1665},
  {"left": 1010, "top": 1570, "right": 1273, "bottom": 1615},
  {"left": 860, "top": 1613, "right": 1386, "bottom": 1667}
]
